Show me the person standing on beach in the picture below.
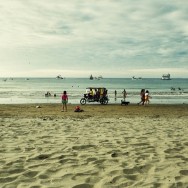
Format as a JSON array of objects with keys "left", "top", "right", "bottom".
[
  {"left": 61, "top": 91, "right": 68, "bottom": 112},
  {"left": 114, "top": 90, "right": 117, "bottom": 101},
  {"left": 122, "top": 89, "right": 127, "bottom": 101},
  {"left": 138, "top": 89, "right": 145, "bottom": 105}
]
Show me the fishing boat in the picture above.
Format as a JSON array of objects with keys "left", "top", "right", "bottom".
[
  {"left": 132, "top": 76, "right": 142, "bottom": 80},
  {"left": 98, "top": 75, "right": 103, "bottom": 79},
  {"left": 56, "top": 75, "right": 63, "bottom": 79},
  {"left": 94, "top": 75, "right": 103, "bottom": 80},
  {"left": 89, "top": 74, "right": 94, "bottom": 80},
  {"left": 161, "top": 74, "right": 171, "bottom": 80}
]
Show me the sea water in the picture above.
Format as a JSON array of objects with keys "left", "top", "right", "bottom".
[{"left": 0, "top": 77, "right": 187, "bottom": 104}]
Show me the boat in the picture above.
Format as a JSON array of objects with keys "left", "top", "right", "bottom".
[
  {"left": 56, "top": 75, "right": 63, "bottom": 79},
  {"left": 132, "top": 76, "right": 142, "bottom": 80},
  {"left": 161, "top": 74, "right": 171, "bottom": 80},
  {"left": 94, "top": 75, "right": 103, "bottom": 80},
  {"left": 98, "top": 75, "right": 103, "bottom": 79},
  {"left": 89, "top": 74, "right": 93, "bottom": 80}
]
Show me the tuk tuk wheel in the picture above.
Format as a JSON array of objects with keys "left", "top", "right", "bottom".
[
  {"left": 80, "top": 98, "right": 86, "bottom": 105},
  {"left": 103, "top": 98, "right": 108, "bottom": 105},
  {"left": 100, "top": 98, "right": 108, "bottom": 105}
]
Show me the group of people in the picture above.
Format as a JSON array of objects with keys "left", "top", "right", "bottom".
[
  {"left": 60, "top": 88, "right": 151, "bottom": 112},
  {"left": 45, "top": 91, "right": 56, "bottom": 97},
  {"left": 138, "top": 89, "right": 151, "bottom": 105},
  {"left": 114, "top": 89, "right": 127, "bottom": 101},
  {"left": 86, "top": 88, "right": 107, "bottom": 100},
  {"left": 115, "top": 89, "right": 151, "bottom": 105}
]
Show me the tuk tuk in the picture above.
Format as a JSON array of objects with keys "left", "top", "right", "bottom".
[{"left": 80, "top": 87, "right": 109, "bottom": 105}]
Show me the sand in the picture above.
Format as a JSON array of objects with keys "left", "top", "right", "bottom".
[{"left": 0, "top": 104, "right": 188, "bottom": 188}]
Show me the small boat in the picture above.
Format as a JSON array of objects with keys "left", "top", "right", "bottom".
[
  {"left": 94, "top": 75, "right": 103, "bottom": 80},
  {"left": 161, "top": 74, "right": 171, "bottom": 80},
  {"left": 56, "top": 75, "right": 63, "bottom": 79},
  {"left": 98, "top": 75, "right": 103, "bottom": 79},
  {"left": 132, "top": 76, "right": 142, "bottom": 80},
  {"left": 90, "top": 74, "right": 93, "bottom": 80}
]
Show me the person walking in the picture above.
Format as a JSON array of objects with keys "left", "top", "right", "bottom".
[
  {"left": 122, "top": 89, "right": 127, "bottom": 101},
  {"left": 144, "top": 90, "right": 151, "bottom": 105},
  {"left": 138, "top": 89, "right": 145, "bottom": 105},
  {"left": 61, "top": 91, "right": 68, "bottom": 112}
]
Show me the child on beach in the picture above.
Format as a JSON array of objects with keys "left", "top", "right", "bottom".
[
  {"left": 144, "top": 90, "right": 151, "bottom": 105},
  {"left": 61, "top": 91, "right": 68, "bottom": 112}
]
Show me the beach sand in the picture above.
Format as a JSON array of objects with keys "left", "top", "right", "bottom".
[{"left": 0, "top": 104, "right": 188, "bottom": 188}]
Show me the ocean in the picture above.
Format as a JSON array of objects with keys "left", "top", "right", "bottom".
[{"left": 0, "top": 77, "right": 188, "bottom": 104}]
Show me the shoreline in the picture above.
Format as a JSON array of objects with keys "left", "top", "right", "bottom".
[{"left": 0, "top": 95, "right": 187, "bottom": 105}]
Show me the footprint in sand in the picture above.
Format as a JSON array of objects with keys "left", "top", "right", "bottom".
[{"left": 179, "top": 170, "right": 188, "bottom": 176}]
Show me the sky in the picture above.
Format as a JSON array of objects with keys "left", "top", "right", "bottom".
[{"left": 0, "top": 0, "right": 188, "bottom": 78}]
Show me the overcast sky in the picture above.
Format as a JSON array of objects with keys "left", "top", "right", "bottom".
[{"left": 0, "top": 0, "right": 188, "bottom": 78}]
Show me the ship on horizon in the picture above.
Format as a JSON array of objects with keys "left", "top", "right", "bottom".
[
  {"left": 132, "top": 76, "right": 142, "bottom": 80},
  {"left": 89, "top": 74, "right": 93, "bottom": 80},
  {"left": 161, "top": 73, "right": 171, "bottom": 80},
  {"left": 56, "top": 75, "right": 63, "bottom": 79}
]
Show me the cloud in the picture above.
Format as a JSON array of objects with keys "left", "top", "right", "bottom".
[{"left": 0, "top": 0, "right": 188, "bottom": 77}]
